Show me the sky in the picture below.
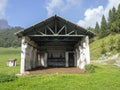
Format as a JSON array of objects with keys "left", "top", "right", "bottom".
[{"left": 0, "top": 0, "right": 120, "bottom": 28}]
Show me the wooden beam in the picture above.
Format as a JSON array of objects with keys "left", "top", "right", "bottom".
[
  {"left": 37, "top": 31, "right": 45, "bottom": 35},
  {"left": 57, "top": 26, "right": 65, "bottom": 34},
  {"left": 47, "top": 26, "right": 55, "bottom": 34},
  {"left": 28, "top": 35, "right": 84, "bottom": 37},
  {"left": 67, "top": 31, "right": 75, "bottom": 35}
]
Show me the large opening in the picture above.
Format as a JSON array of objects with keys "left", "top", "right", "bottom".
[
  {"left": 30, "top": 36, "right": 82, "bottom": 68},
  {"left": 47, "top": 50, "right": 65, "bottom": 67}
]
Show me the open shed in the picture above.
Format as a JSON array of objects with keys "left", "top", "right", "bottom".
[{"left": 15, "top": 15, "right": 94, "bottom": 74}]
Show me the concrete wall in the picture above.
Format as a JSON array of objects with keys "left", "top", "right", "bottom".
[
  {"left": 20, "top": 37, "right": 38, "bottom": 74},
  {"left": 75, "top": 36, "right": 90, "bottom": 69}
]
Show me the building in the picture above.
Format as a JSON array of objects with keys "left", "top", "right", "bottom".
[{"left": 15, "top": 15, "right": 94, "bottom": 74}]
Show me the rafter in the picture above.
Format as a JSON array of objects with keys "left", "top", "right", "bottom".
[
  {"left": 67, "top": 31, "right": 75, "bottom": 35},
  {"left": 57, "top": 25, "right": 65, "bottom": 34},
  {"left": 47, "top": 26, "right": 55, "bottom": 34},
  {"left": 37, "top": 30, "right": 45, "bottom": 35}
]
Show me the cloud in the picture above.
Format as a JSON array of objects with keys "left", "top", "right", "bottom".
[
  {"left": 77, "top": 0, "right": 120, "bottom": 28},
  {"left": 46, "top": 0, "right": 80, "bottom": 16},
  {"left": 0, "top": 0, "right": 8, "bottom": 19}
]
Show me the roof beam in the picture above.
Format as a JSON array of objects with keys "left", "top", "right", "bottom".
[
  {"left": 57, "top": 25, "right": 65, "bottom": 34},
  {"left": 67, "top": 31, "right": 75, "bottom": 35},
  {"left": 28, "top": 35, "right": 84, "bottom": 37},
  {"left": 47, "top": 26, "right": 55, "bottom": 34}
]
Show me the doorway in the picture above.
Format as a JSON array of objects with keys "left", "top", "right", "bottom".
[{"left": 68, "top": 52, "right": 74, "bottom": 67}]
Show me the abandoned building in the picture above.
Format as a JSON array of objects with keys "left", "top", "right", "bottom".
[{"left": 15, "top": 15, "right": 94, "bottom": 74}]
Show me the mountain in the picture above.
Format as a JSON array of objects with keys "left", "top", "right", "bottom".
[
  {"left": 0, "top": 27, "right": 23, "bottom": 47},
  {"left": 0, "top": 19, "right": 11, "bottom": 29}
]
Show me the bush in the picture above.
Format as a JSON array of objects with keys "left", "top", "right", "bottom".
[
  {"left": 116, "top": 38, "right": 120, "bottom": 52},
  {"left": 0, "top": 74, "right": 17, "bottom": 83},
  {"left": 85, "top": 64, "right": 95, "bottom": 73},
  {"left": 100, "top": 41, "right": 107, "bottom": 54}
]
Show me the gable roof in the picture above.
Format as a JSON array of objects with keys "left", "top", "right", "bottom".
[{"left": 15, "top": 15, "right": 95, "bottom": 38}]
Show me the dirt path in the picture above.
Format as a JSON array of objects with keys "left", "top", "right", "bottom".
[{"left": 28, "top": 67, "right": 85, "bottom": 74}]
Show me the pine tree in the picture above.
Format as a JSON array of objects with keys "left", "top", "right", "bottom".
[
  {"left": 95, "top": 22, "right": 100, "bottom": 34},
  {"left": 109, "top": 4, "right": 120, "bottom": 33},
  {"left": 108, "top": 9, "right": 112, "bottom": 26},
  {"left": 99, "top": 15, "right": 108, "bottom": 38}
]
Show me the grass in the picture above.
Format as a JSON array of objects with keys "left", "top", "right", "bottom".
[
  {"left": 90, "top": 34, "right": 120, "bottom": 60},
  {"left": 0, "top": 47, "right": 20, "bottom": 74},
  {"left": 0, "top": 47, "right": 120, "bottom": 90}
]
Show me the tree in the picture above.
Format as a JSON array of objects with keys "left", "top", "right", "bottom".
[
  {"left": 94, "top": 22, "right": 100, "bottom": 34},
  {"left": 99, "top": 15, "right": 108, "bottom": 38}
]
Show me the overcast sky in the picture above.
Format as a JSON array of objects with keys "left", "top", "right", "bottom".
[{"left": 0, "top": 0, "right": 120, "bottom": 28}]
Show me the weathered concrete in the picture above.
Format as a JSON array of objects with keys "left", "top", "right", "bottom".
[
  {"left": 65, "top": 52, "right": 69, "bottom": 67},
  {"left": 75, "top": 36, "right": 90, "bottom": 69}
]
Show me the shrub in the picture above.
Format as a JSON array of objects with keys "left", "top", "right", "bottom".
[
  {"left": 85, "top": 64, "right": 95, "bottom": 73},
  {"left": 116, "top": 38, "right": 120, "bottom": 52},
  {"left": 0, "top": 74, "right": 17, "bottom": 83},
  {"left": 100, "top": 41, "right": 107, "bottom": 54}
]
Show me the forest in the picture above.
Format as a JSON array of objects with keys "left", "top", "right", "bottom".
[
  {"left": 0, "top": 27, "right": 23, "bottom": 47},
  {"left": 90, "top": 4, "right": 120, "bottom": 38}
]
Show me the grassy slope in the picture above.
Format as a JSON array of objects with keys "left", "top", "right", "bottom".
[
  {"left": 90, "top": 34, "right": 120, "bottom": 60},
  {"left": 0, "top": 47, "right": 120, "bottom": 90}
]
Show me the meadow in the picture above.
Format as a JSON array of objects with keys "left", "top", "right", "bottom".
[{"left": 0, "top": 47, "right": 120, "bottom": 90}]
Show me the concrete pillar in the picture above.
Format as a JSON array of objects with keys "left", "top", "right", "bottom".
[
  {"left": 76, "top": 47, "right": 81, "bottom": 67},
  {"left": 33, "top": 48, "right": 36, "bottom": 69},
  {"left": 44, "top": 52, "right": 47, "bottom": 67},
  {"left": 65, "top": 52, "right": 69, "bottom": 67},
  {"left": 38, "top": 53, "right": 41, "bottom": 67},
  {"left": 74, "top": 50, "right": 77, "bottom": 67},
  {"left": 79, "top": 46, "right": 86, "bottom": 69},
  {"left": 20, "top": 37, "right": 27, "bottom": 74},
  {"left": 85, "top": 36, "right": 90, "bottom": 64},
  {"left": 34, "top": 49, "right": 37, "bottom": 68},
  {"left": 29, "top": 46, "right": 33, "bottom": 70}
]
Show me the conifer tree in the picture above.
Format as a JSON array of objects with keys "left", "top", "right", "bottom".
[
  {"left": 95, "top": 22, "right": 100, "bottom": 34},
  {"left": 99, "top": 15, "right": 108, "bottom": 38}
]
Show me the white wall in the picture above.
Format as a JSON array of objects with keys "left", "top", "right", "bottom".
[{"left": 75, "top": 36, "right": 90, "bottom": 69}]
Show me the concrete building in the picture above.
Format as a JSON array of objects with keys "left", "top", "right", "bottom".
[{"left": 15, "top": 15, "right": 94, "bottom": 74}]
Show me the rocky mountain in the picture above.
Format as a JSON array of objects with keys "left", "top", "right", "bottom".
[{"left": 0, "top": 19, "right": 11, "bottom": 30}]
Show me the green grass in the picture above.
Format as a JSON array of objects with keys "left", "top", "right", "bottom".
[
  {"left": 0, "top": 47, "right": 120, "bottom": 90},
  {"left": 90, "top": 34, "right": 120, "bottom": 60},
  {"left": 0, "top": 65, "right": 120, "bottom": 90},
  {"left": 0, "top": 47, "right": 20, "bottom": 74}
]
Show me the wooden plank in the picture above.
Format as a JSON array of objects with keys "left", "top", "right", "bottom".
[{"left": 28, "top": 35, "right": 85, "bottom": 37}]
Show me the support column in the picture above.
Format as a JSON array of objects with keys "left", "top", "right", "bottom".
[
  {"left": 85, "top": 36, "right": 90, "bottom": 64},
  {"left": 76, "top": 47, "right": 80, "bottom": 67},
  {"left": 20, "top": 37, "right": 27, "bottom": 74},
  {"left": 29, "top": 46, "right": 33, "bottom": 70},
  {"left": 44, "top": 52, "right": 47, "bottom": 67},
  {"left": 74, "top": 50, "right": 77, "bottom": 67},
  {"left": 65, "top": 52, "right": 69, "bottom": 67},
  {"left": 34, "top": 49, "right": 37, "bottom": 68},
  {"left": 33, "top": 48, "right": 36, "bottom": 69}
]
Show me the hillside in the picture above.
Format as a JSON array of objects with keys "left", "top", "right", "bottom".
[
  {"left": 0, "top": 27, "right": 23, "bottom": 47},
  {"left": 90, "top": 34, "right": 120, "bottom": 60}
]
